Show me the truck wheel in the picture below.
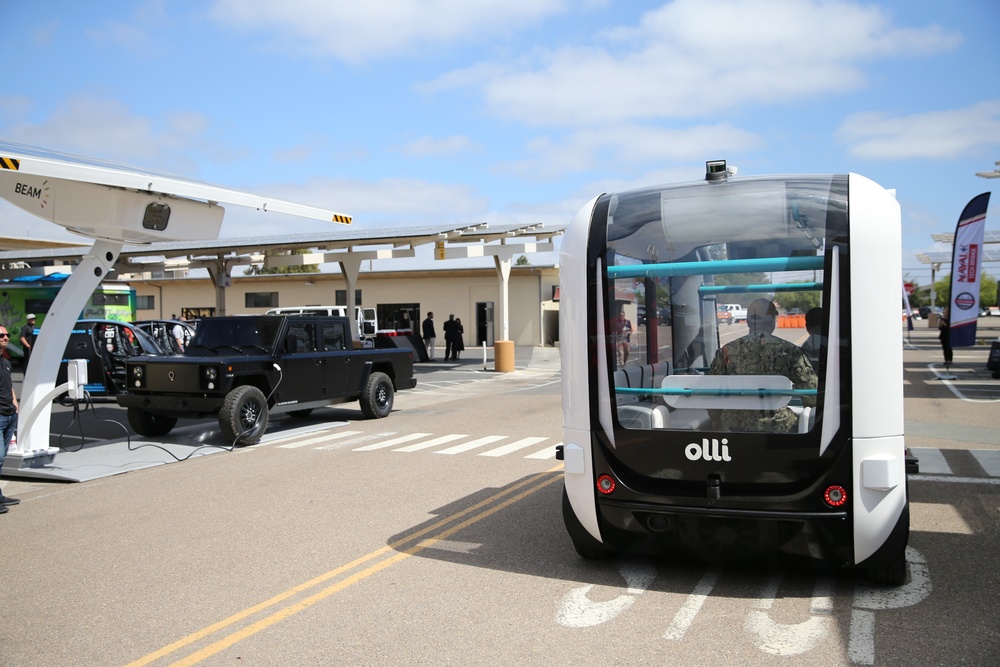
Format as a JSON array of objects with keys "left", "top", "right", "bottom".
[
  {"left": 360, "top": 372, "right": 394, "bottom": 418},
  {"left": 127, "top": 408, "right": 177, "bottom": 437},
  {"left": 220, "top": 385, "right": 269, "bottom": 445}
]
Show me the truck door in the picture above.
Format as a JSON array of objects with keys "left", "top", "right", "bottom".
[
  {"left": 318, "top": 320, "right": 356, "bottom": 397},
  {"left": 275, "top": 321, "right": 331, "bottom": 406}
]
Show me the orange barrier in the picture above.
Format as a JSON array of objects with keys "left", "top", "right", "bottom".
[{"left": 777, "top": 314, "right": 806, "bottom": 328}]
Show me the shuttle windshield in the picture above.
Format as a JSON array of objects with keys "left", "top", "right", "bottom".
[{"left": 602, "top": 175, "right": 849, "bottom": 440}]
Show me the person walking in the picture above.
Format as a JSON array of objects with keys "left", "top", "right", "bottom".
[
  {"left": 0, "top": 324, "right": 20, "bottom": 513},
  {"left": 19, "top": 313, "right": 36, "bottom": 369},
  {"left": 422, "top": 312, "right": 436, "bottom": 361}
]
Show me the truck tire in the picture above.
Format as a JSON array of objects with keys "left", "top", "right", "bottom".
[
  {"left": 219, "top": 385, "right": 269, "bottom": 445},
  {"left": 127, "top": 407, "right": 178, "bottom": 437},
  {"left": 360, "top": 371, "right": 394, "bottom": 419}
]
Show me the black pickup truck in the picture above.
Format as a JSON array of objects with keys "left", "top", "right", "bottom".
[{"left": 116, "top": 315, "right": 416, "bottom": 445}]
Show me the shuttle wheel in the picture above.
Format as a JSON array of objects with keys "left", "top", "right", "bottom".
[
  {"left": 562, "top": 487, "right": 613, "bottom": 560},
  {"left": 127, "top": 408, "right": 178, "bottom": 437},
  {"left": 866, "top": 552, "right": 907, "bottom": 586}
]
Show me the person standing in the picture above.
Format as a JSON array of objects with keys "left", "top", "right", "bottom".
[
  {"left": 453, "top": 318, "right": 465, "bottom": 359},
  {"left": 421, "top": 312, "right": 436, "bottom": 361},
  {"left": 19, "top": 313, "right": 36, "bottom": 369},
  {"left": 0, "top": 325, "right": 20, "bottom": 513},
  {"left": 443, "top": 314, "right": 458, "bottom": 361},
  {"left": 938, "top": 307, "right": 953, "bottom": 367}
]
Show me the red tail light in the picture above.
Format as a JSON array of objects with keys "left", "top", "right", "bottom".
[
  {"left": 596, "top": 474, "right": 616, "bottom": 495},
  {"left": 823, "top": 485, "right": 847, "bottom": 507}
]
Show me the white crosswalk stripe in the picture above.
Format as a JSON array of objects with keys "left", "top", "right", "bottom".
[
  {"left": 480, "top": 436, "right": 549, "bottom": 457},
  {"left": 435, "top": 435, "right": 508, "bottom": 455},
  {"left": 277, "top": 430, "right": 362, "bottom": 449},
  {"left": 393, "top": 433, "right": 468, "bottom": 452},
  {"left": 353, "top": 432, "right": 433, "bottom": 451},
  {"left": 911, "top": 448, "right": 951, "bottom": 475},
  {"left": 970, "top": 450, "right": 1000, "bottom": 477}
]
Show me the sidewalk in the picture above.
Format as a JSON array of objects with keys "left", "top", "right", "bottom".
[{"left": 419, "top": 344, "right": 560, "bottom": 373}]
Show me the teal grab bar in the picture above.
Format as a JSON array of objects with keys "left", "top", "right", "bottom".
[
  {"left": 699, "top": 282, "right": 822, "bottom": 294},
  {"left": 607, "top": 255, "right": 824, "bottom": 279}
]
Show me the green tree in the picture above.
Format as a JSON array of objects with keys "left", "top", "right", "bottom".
[
  {"left": 773, "top": 282, "right": 821, "bottom": 313},
  {"left": 515, "top": 255, "right": 530, "bottom": 266},
  {"left": 933, "top": 272, "right": 998, "bottom": 308},
  {"left": 713, "top": 272, "right": 769, "bottom": 307},
  {"left": 245, "top": 249, "right": 320, "bottom": 275}
]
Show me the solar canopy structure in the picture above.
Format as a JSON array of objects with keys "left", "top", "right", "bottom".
[{"left": 0, "top": 139, "right": 351, "bottom": 476}]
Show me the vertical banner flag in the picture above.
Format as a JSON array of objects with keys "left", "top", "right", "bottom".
[{"left": 948, "top": 192, "right": 990, "bottom": 347}]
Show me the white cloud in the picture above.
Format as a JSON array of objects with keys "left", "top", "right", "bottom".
[
  {"left": 502, "top": 123, "right": 762, "bottom": 178},
  {"left": 836, "top": 100, "right": 1000, "bottom": 159},
  {"left": 6, "top": 93, "right": 210, "bottom": 174},
  {"left": 401, "top": 135, "right": 476, "bottom": 157},
  {"left": 435, "top": 0, "right": 962, "bottom": 127},
  {"left": 208, "top": 0, "right": 571, "bottom": 63}
]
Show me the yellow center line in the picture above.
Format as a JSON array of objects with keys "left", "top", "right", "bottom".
[{"left": 127, "top": 465, "right": 563, "bottom": 667}]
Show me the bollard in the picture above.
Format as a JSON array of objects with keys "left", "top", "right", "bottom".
[{"left": 494, "top": 340, "right": 515, "bottom": 372}]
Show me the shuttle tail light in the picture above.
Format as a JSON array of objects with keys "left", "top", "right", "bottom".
[
  {"left": 823, "top": 485, "right": 847, "bottom": 507},
  {"left": 596, "top": 474, "right": 616, "bottom": 495}
]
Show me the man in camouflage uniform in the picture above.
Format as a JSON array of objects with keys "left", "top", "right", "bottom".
[{"left": 708, "top": 298, "right": 817, "bottom": 433}]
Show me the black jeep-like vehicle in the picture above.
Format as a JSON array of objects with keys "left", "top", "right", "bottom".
[{"left": 116, "top": 315, "right": 416, "bottom": 445}]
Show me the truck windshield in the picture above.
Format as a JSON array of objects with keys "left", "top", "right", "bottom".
[
  {"left": 603, "top": 175, "right": 848, "bottom": 437},
  {"left": 189, "top": 317, "right": 283, "bottom": 353}
]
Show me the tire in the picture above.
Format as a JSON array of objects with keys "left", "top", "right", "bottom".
[
  {"left": 360, "top": 371, "right": 394, "bottom": 419},
  {"left": 288, "top": 408, "right": 314, "bottom": 418},
  {"left": 127, "top": 407, "right": 178, "bottom": 437},
  {"left": 219, "top": 385, "right": 269, "bottom": 445},
  {"left": 867, "top": 550, "right": 908, "bottom": 586},
  {"left": 562, "top": 487, "right": 613, "bottom": 560}
]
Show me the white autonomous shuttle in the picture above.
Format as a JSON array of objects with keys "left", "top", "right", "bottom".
[{"left": 558, "top": 162, "right": 910, "bottom": 584}]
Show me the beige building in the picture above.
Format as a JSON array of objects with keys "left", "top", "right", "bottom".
[{"left": 130, "top": 265, "right": 562, "bottom": 348}]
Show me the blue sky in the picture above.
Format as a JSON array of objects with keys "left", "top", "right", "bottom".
[{"left": 1, "top": 0, "right": 998, "bottom": 281}]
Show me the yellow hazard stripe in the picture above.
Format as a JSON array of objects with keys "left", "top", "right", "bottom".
[
  {"left": 332, "top": 214, "right": 352, "bottom": 224},
  {"left": 0, "top": 156, "right": 20, "bottom": 170}
]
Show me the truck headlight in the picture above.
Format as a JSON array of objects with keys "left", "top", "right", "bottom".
[{"left": 132, "top": 366, "right": 143, "bottom": 378}]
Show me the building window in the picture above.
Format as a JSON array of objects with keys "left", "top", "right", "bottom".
[
  {"left": 245, "top": 292, "right": 279, "bottom": 308},
  {"left": 377, "top": 303, "right": 419, "bottom": 333},
  {"left": 136, "top": 295, "right": 155, "bottom": 310},
  {"left": 335, "top": 289, "right": 362, "bottom": 307}
]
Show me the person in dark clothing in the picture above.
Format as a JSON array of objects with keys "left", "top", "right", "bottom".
[
  {"left": 938, "top": 307, "right": 953, "bottom": 367},
  {"left": 453, "top": 318, "right": 465, "bottom": 359},
  {"left": 443, "top": 314, "right": 459, "bottom": 361},
  {"left": 0, "top": 324, "right": 20, "bottom": 512},
  {"left": 19, "top": 314, "right": 36, "bottom": 369},
  {"left": 421, "top": 312, "right": 436, "bottom": 361}
]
